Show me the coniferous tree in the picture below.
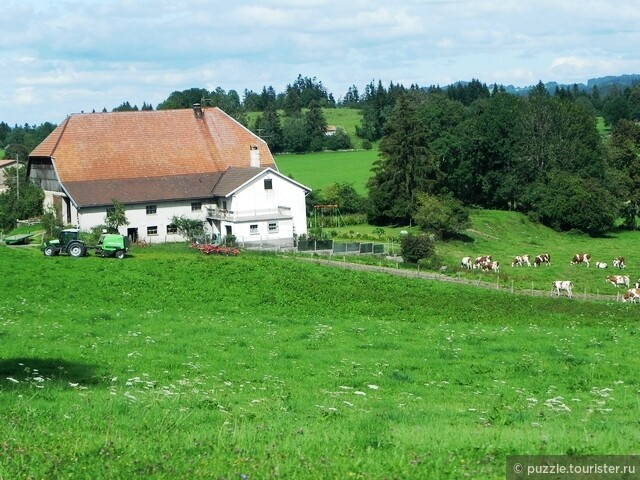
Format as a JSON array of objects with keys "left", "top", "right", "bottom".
[
  {"left": 253, "top": 103, "right": 284, "bottom": 153},
  {"left": 367, "top": 92, "right": 438, "bottom": 225},
  {"left": 304, "top": 101, "right": 328, "bottom": 152}
]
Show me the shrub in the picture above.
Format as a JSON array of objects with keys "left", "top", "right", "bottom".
[
  {"left": 171, "top": 215, "right": 205, "bottom": 242},
  {"left": 400, "top": 234, "right": 436, "bottom": 264}
]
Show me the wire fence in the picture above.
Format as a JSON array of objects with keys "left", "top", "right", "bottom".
[{"left": 292, "top": 256, "right": 632, "bottom": 304}]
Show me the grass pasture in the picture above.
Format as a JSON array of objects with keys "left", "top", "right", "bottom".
[
  {"left": 275, "top": 149, "right": 377, "bottom": 195},
  {"left": 330, "top": 209, "right": 640, "bottom": 299},
  {"left": 1, "top": 244, "right": 639, "bottom": 479}
]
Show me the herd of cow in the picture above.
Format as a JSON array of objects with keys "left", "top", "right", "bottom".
[{"left": 460, "top": 253, "right": 640, "bottom": 302}]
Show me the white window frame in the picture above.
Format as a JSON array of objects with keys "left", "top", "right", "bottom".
[
  {"left": 268, "top": 222, "right": 278, "bottom": 233},
  {"left": 147, "top": 226, "right": 158, "bottom": 236},
  {"left": 146, "top": 205, "right": 157, "bottom": 215},
  {"left": 250, "top": 224, "right": 259, "bottom": 235}
]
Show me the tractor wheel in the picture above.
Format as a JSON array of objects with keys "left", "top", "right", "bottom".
[
  {"left": 43, "top": 245, "right": 56, "bottom": 257},
  {"left": 68, "top": 242, "right": 86, "bottom": 257},
  {"left": 115, "top": 250, "right": 125, "bottom": 259}
]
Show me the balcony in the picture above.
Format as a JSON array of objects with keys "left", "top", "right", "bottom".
[{"left": 206, "top": 206, "right": 292, "bottom": 222}]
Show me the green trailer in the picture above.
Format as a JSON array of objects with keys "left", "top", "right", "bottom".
[{"left": 3, "top": 233, "right": 34, "bottom": 245}]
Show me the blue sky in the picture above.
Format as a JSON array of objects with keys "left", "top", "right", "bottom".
[{"left": 1, "top": 0, "right": 639, "bottom": 126}]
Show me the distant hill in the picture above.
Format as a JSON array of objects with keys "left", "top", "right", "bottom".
[{"left": 501, "top": 73, "right": 640, "bottom": 96}]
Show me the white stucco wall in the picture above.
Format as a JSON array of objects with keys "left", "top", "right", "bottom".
[
  {"left": 42, "top": 169, "right": 308, "bottom": 245},
  {"left": 229, "top": 170, "right": 308, "bottom": 239},
  {"left": 74, "top": 200, "right": 212, "bottom": 243}
]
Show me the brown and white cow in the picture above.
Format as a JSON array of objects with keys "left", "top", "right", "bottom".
[
  {"left": 622, "top": 288, "right": 640, "bottom": 303},
  {"left": 534, "top": 253, "right": 551, "bottom": 267},
  {"left": 482, "top": 261, "right": 500, "bottom": 273},
  {"left": 474, "top": 255, "right": 492, "bottom": 269},
  {"left": 512, "top": 255, "right": 531, "bottom": 267},
  {"left": 552, "top": 280, "right": 573, "bottom": 298},
  {"left": 606, "top": 275, "right": 630, "bottom": 288},
  {"left": 613, "top": 257, "right": 626, "bottom": 269},
  {"left": 571, "top": 253, "right": 590, "bottom": 267},
  {"left": 595, "top": 262, "right": 608, "bottom": 269}
]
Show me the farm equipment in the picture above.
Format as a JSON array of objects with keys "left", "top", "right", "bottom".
[
  {"left": 96, "top": 232, "right": 131, "bottom": 259},
  {"left": 191, "top": 243, "right": 240, "bottom": 256},
  {"left": 3, "top": 233, "right": 34, "bottom": 245},
  {"left": 42, "top": 228, "right": 130, "bottom": 259}
]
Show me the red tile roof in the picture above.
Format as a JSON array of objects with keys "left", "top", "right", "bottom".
[{"left": 30, "top": 107, "right": 276, "bottom": 183}]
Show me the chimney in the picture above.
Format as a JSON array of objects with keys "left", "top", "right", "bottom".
[
  {"left": 193, "top": 103, "right": 203, "bottom": 118},
  {"left": 250, "top": 145, "right": 260, "bottom": 167}
]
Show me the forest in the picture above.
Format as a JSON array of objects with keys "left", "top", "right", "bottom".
[{"left": 1, "top": 74, "right": 640, "bottom": 236}]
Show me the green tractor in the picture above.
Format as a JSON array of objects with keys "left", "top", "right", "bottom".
[
  {"left": 42, "top": 228, "right": 88, "bottom": 257},
  {"left": 42, "top": 228, "right": 130, "bottom": 259}
]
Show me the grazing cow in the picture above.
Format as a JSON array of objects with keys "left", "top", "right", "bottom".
[
  {"left": 482, "top": 261, "right": 500, "bottom": 273},
  {"left": 606, "top": 275, "right": 630, "bottom": 288},
  {"left": 474, "top": 255, "right": 492, "bottom": 269},
  {"left": 553, "top": 280, "right": 573, "bottom": 298},
  {"left": 595, "top": 262, "right": 608, "bottom": 269},
  {"left": 534, "top": 253, "right": 551, "bottom": 267},
  {"left": 613, "top": 257, "right": 626, "bottom": 269},
  {"left": 460, "top": 256, "right": 474, "bottom": 270},
  {"left": 512, "top": 254, "right": 531, "bottom": 267},
  {"left": 571, "top": 253, "right": 590, "bottom": 267},
  {"left": 622, "top": 288, "right": 640, "bottom": 304},
  {"left": 636, "top": 279, "right": 640, "bottom": 289}
]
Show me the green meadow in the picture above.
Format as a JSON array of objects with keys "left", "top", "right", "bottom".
[
  {"left": 275, "top": 149, "right": 377, "bottom": 195},
  {"left": 1, "top": 239, "right": 638, "bottom": 479}
]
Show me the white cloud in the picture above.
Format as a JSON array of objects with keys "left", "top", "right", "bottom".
[{"left": 0, "top": 0, "right": 638, "bottom": 125}]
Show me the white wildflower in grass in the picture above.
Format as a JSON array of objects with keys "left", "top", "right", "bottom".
[
  {"left": 367, "top": 384, "right": 379, "bottom": 390},
  {"left": 69, "top": 382, "right": 79, "bottom": 388},
  {"left": 544, "top": 396, "right": 571, "bottom": 413},
  {"left": 224, "top": 381, "right": 232, "bottom": 387},
  {"left": 339, "top": 385, "right": 352, "bottom": 390},
  {"left": 124, "top": 391, "right": 137, "bottom": 402},
  {"left": 615, "top": 380, "right": 624, "bottom": 385},
  {"left": 7, "top": 377, "right": 19, "bottom": 383},
  {"left": 591, "top": 387, "right": 613, "bottom": 398},
  {"left": 343, "top": 401, "right": 353, "bottom": 407},
  {"left": 354, "top": 391, "right": 366, "bottom": 396}
]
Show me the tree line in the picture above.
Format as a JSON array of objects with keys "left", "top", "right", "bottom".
[{"left": 1, "top": 75, "right": 640, "bottom": 236}]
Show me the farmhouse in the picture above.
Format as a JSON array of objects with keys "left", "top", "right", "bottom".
[
  {"left": 0, "top": 159, "right": 18, "bottom": 193},
  {"left": 27, "top": 106, "right": 310, "bottom": 245}
]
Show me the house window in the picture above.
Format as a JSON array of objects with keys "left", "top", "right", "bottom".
[
  {"left": 147, "top": 226, "right": 158, "bottom": 236},
  {"left": 264, "top": 179, "right": 273, "bottom": 190},
  {"left": 146, "top": 205, "right": 157, "bottom": 215},
  {"left": 191, "top": 201, "right": 202, "bottom": 211},
  {"left": 167, "top": 224, "right": 178, "bottom": 234},
  {"left": 268, "top": 222, "right": 278, "bottom": 233},
  {"left": 250, "top": 224, "right": 259, "bottom": 235}
]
